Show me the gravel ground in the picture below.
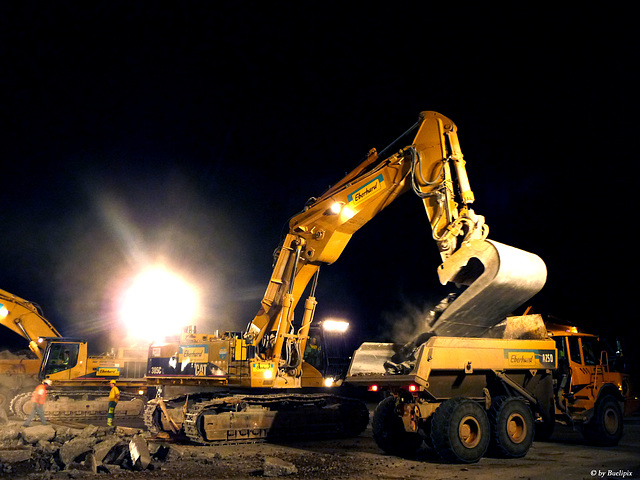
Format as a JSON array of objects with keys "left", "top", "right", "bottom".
[{"left": 2, "top": 411, "right": 639, "bottom": 480}]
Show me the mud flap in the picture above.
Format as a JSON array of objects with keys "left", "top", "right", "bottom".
[{"left": 432, "top": 239, "right": 546, "bottom": 337}]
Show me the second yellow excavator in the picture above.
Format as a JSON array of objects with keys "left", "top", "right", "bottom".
[{"left": 0, "top": 288, "right": 147, "bottom": 419}]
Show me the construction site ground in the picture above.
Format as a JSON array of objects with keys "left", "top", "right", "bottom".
[{"left": 1, "top": 405, "right": 639, "bottom": 480}]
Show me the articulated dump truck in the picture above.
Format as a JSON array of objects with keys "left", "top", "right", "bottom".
[
  {"left": 346, "top": 313, "right": 638, "bottom": 463},
  {"left": 347, "top": 314, "right": 556, "bottom": 463}
]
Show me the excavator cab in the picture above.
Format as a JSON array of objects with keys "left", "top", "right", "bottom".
[
  {"left": 38, "top": 338, "right": 86, "bottom": 381},
  {"left": 303, "top": 321, "right": 352, "bottom": 383}
]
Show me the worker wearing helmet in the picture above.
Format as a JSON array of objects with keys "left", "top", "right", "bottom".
[
  {"left": 107, "top": 379, "right": 120, "bottom": 426},
  {"left": 23, "top": 379, "right": 52, "bottom": 427}
]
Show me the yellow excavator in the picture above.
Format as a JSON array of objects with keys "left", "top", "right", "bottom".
[
  {"left": 144, "top": 111, "right": 547, "bottom": 444},
  {"left": 0, "top": 289, "right": 60, "bottom": 411},
  {"left": 0, "top": 288, "right": 147, "bottom": 419}
]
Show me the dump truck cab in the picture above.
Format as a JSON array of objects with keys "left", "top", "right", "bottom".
[{"left": 546, "top": 322, "right": 639, "bottom": 445}]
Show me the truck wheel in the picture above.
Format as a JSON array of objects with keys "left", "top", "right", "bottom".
[
  {"left": 488, "top": 397, "right": 534, "bottom": 458},
  {"left": 582, "top": 394, "right": 623, "bottom": 446},
  {"left": 372, "top": 396, "right": 423, "bottom": 457},
  {"left": 430, "top": 397, "right": 490, "bottom": 463}
]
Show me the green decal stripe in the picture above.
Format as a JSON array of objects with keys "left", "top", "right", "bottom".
[{"left": 347, "top": 174, "right": 384, "bottom": 203}]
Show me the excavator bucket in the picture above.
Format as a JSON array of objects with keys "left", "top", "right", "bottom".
[
  {"left": 346, "top": 240, "right": 546, "bottom": 379},
  {"left": 347, "top": 342, "right": 399, "bottom": 377},
  {"left": 432, "top": 239, "right": 547, "bottom": 337}
]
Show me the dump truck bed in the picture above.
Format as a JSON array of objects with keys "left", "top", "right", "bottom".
[{"left": 346, "top": 336, "right": 557, "bottom": 389}]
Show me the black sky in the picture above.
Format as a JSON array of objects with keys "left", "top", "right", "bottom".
[{"left": 1, "top": 3, "right": 638, "bottom": 365}]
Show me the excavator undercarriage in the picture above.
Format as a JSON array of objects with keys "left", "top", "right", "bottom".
[{"left": 144, "top": 391, "right": 369, "bottom": 445}]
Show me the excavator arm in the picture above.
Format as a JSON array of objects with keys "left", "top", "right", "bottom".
[
  {"left": 0, "top": 288, "right": 61, "bottom": 359},
  {"left": 245, "top": 111, "right": 546, "bottom": 374}
]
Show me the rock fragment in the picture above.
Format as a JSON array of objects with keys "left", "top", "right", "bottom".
[
  {"left": 0, "top": 446, "right": 33, "bottom": 463},
  {"left": 21, "top": 424, "right": 56, "bottom": 444},
  {"left": 0, "top": 424, "right": 20, "bottom": 443},
  {"left": 263, "top": 456, "right": 298, "bottom": 476},
  {"left": 129, "top": 433, "right": 151, "bottom": 469},
  {"left": 93, "top": 435, "right": 122, "bottom": 465},
  {"left": 58, "top": 436, "right": 98, "bottom": 467}
]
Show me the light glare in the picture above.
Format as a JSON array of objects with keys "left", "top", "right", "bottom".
[
  {"left": 330, "top": 202, "right": 342, "bottom": 214},
  {"left": 323, "top": 319, "right": 349, "bottom": 332},
  {"left": 120, "top": 266, "right": 199, "bottom": 342}
]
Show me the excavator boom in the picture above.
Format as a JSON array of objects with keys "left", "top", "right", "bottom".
[
  {"left": 246, "top": 111, "right": 546, "bottom": 366},
  {"left": 0, "top": 288, "right": 61, "bottom": 358}
]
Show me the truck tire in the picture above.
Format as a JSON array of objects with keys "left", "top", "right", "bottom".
[
  {"left": 372, "top": 396, "right": 423, "bottom": 457},
  {"left": 430, "top": 397, "right": 490, "bottom": 463},
  {"left": 582, "top": 394, "right": 623, "bottom": 446},
  {"left": 488, "top": 397, "right": 534, "bottom": 458}
]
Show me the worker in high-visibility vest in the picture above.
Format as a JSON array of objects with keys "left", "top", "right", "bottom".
[
  {"left": 23, "top": 379, "right": 52, "bottom": 427},
  {"left": 107, "top": 379, "right": 120, "bottom": 426}
]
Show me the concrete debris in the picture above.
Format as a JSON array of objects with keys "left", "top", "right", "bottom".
[
  {"left": 0, "top": 420, "right": 166, "bottom": 476},
  {"left": 92, "top": 435, "right": 122, "bottom": 464},
  {"left": 129, "top": 433, "right": 151, "bottom": 469},
  {"left": 263, "top": 456, "right": 298, "bottom": 477},
  {"left": 0, "top": 424, "right": 20, "bottom": 443},
  {"left": 115, "top": 425, "right": 143, "bottom": 436},
  {"left": 149, "top": 443, "right": 170, "bottom": 461},
  {"left": 21, "top": 424, "right": 56, "bottom": 444},
  {"left": 0, "top": 446, "right": 33, "bottom": 463},
  {"left": 58, "top": 436, "right": 99, "bottom": 467}
]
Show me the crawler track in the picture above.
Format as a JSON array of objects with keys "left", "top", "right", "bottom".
[
  {"left": 11, "top": 390, "right": 146, "bottom": 419},
  {"left": 145, "top": 392, "right": 369, "bottom": 445}
]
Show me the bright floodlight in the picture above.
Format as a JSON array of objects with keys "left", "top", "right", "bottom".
[
  {"left": 323, "top": 319, "right": 349, "bottom": 332},
  {"left": 329, "top": 202, "right": 342, "bottom": 214},
  {"left": 119, "top": 267, "right": 199, "bottom": 342}
]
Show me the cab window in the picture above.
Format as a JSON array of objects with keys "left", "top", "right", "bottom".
[
  {"left": 568, "top": 336, "right": 582, "bottom": 364},
  {"left": 303, "top": 335, "right": 322, "bottom": 369},
  {"left": 43, "top": 343, "right": 79, "bottom": 375},
  {"left": 554, "top": 336, "right": 568, "bottom": 364},
  {"left": 581, "top": 337, "right": 597, "bottom": 366}
]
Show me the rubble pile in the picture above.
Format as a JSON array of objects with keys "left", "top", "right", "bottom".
[{"left": 0, "top": 419, "right": 168, "bottom": 476}]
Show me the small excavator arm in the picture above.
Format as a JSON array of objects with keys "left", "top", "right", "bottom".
[
  {"left": 245, "top": 111, "right": 546, "bottom": 374},
  {"left": 0, "top": 288, "right": 61, "bottom": 359}
]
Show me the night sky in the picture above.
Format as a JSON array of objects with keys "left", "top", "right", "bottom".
[{"left": 1, "top": 4, "right": 638, "bottom": 369}]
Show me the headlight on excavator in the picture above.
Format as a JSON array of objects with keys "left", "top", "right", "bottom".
[
  {"left": 0, "top": 305, "right": 8, "bottom": 318},
  {"left": 323, "top": 319, "right": 349, "bottom": 332},
  {"left": 263, "top": 369, "right": 273, "bottom": 380},
  {"left": 328, "top": 202, "right": 342, "bottom": 215}
]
